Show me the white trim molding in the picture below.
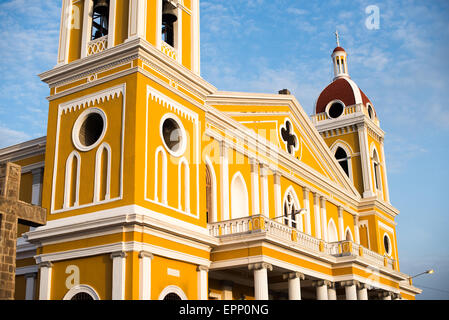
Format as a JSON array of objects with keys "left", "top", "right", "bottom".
[
  {"left": 63, "top": 284, "right": 101, "bottom": 300},
  {"left": 158, "top": 285, "right": 188, "bottom": 300}
]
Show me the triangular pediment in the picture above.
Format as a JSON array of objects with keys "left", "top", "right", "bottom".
[{"left": 206, "top": 91, "right": 360, "bottom": 198}]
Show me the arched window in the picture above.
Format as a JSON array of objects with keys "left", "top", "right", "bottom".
[
  {"left": 328, "top": 219, "right": 338, "bottom": 242},
  {"left": 64, "top": 151, "right": 81, "bottom": 209},
  {"left": 372, "top": 148, "right": 382, "bottom": 191},
  {"left": 282, "top": 187, "right": 301, "bottom": 230},
  {"left": 162, "top": 0, "right": 178, "bottom": 47},
  {"left": 154, "top": 147, "right": 167, "bottom": 204},
  {"left": 91, "top": 0, "right": 110, "bottom": 40},
  {"left": 230, "top": 172, "right": 249, "bottom": 219},
  {"left": 205, "top": 157, "right": 217, "bottom": 223},
  {"left": 178, "top": 158, "right": 190, "bottom": 213},
  {"left": 164, "top": 293, "right": 182, "bottom": 300},
  {"left": 345, "top": 228, "right": 353, "bottom": 241},
  {"left": 335, "top": 147, "right": 350, "bottom": 177},
  {"left": 94, "top": 143, "right": 111, "bottom": 202},
  {"left": 206, "top": 165, "right": 212, "bottom": 223}
]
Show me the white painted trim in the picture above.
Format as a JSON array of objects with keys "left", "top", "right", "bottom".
[
  {"left": 57, "top": 0, "right": 72, "bottom": 65},
  {"left": 260, "top": 165, "right": 270, "bottom": 218},
  {"left": 178, "top": 157, "right": 190, "bottom": 213},
  {"left": 94, "top": 142, "right": 112, "bottom": 202},
  {"left": 220, "top": 142, "right": 230, "bottom": 221},
  {"left": 52, "top": 84, "right": 125, "bottom": 214},
  {"left": 39, "top": 263, "right": 52, "bottom": 300},
  {"left": 153, "top": 146, "right": 168, "bottom": 204},
  {"left": 63, "top": 151, "right": 81, "bottom": 209},
  {"left": 72, "top": 107, "right": 108, "bottom": 152},
  {"left": 230, "top": 171, "right": 250, "bottom": 219},
  {"left": 325, "top": 99, "right": 346, "bottom": 119},
  {"left": 205, "top": 156, "right": 218, "bottom": 223},
  {"left": 108, "top": 0, "right": 117, "bottom": 48},
  {"left": 279, "top": 118, "right": 299, "bottom": 156},
  {"left": 63, "top": 284, "right": 101, "bottom": 300},
  {"left": 382, "top": 232, "right": 392, "bottom": 256},
  {"left": 327, "top": 218, "right": 338, "bottom": 242},
  {"left": 330, "top": 140, "right": 354, "bottom": 184},
  {"left": 128, "top": 0, "right": 147, "bottom": 40},
  {"left": 81, "top": 0, "right": 94, "bottom": 58},
  {"left": 111, "top": 252, "right": 126, "bottom": 300},
  {"left": 158, "top": 285, "right": 188, "bottom": 300},
  {"left": 159, "top": 112, "right": 187, "bottom": 157},
  {"left": 139, "top": 252, "right": 153, "bottom": 300},
  {"left": 282, "top": 185, "right": 301, "bottom": 230}
]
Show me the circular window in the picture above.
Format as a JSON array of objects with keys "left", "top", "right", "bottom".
[
  {"left": 72, "top": 108, "right": 107, "bottom": 152},
  {"left": 383, "top": 234, "right": 391, "bottom": 255},
  {"left": 160, "top": 114, "right": 186, "bottom": 157},
  {"left": 327, "top": 101, "right": 344, "bottom": 119}
]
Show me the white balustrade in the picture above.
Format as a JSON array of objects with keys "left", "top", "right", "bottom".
[{"left": 87, "top": 35, "right": 108, "bottom": 56}]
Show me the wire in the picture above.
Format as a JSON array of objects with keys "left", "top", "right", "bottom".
[{"left": 413, "top": 283, "right": 449, "bottom": 295}]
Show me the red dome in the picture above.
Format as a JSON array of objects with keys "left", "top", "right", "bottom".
[
  {"left": 315, "top": 78, "right": 374, "bottom": 115},
  {"left": 333, "top": 46, "right": 346, "bottom": 53}
]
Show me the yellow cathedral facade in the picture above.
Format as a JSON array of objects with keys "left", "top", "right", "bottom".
[{"left": 1, "top": 0, "right": 422, "bottom": 300}]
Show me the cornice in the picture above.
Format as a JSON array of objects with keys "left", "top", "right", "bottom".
[
  {"left": 0, "top": 136, "right": 46, "bottom": 163},
  {"left": 39, "top": 38, "right": 216, "bottom": 102}
]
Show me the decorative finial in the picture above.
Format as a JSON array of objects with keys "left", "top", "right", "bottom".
[{"left": 335, "top": 30, "right": 340, "bottom": 47}]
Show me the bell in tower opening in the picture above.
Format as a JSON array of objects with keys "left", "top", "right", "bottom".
[
  {"left": 91, "top": 0, "right": 110, "bottom": 41},
  {"left": 162, "top": 0, "right": 178, "bottom": 47}
]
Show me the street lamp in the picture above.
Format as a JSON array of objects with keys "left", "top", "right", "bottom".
[{"left": 408, "top": 269, "right": 434, "bottom": 285}]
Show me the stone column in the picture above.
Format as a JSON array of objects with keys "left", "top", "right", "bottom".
[
  {"left": 260, "top": 165, "right": 270, "bottom": 218},
  {"left": 338, "top": 206, "right": 344, "bottom": 241},
  {"left": 249, "top": 263, "right": 272, "bottom": 300},
  {"left": 328, "top": 283, "right": 337, "bottom": 300},
  {"left": 38, "top": 262, "right": 53, "bottom": 300},
  {"left": 250, "top": 159, "right": 260, "bottom": 216},
  {"left": 283, "top": 272, "right": 304, "bottom": 300},
  {"left": 273, "top": 171, "right": 282, "bottom": 221},
  {"left": 357, "top": 282, "right": 369, "bottom": 300},
  {"left": 313, "top": 193, "right": 322, "bottom": 239},
  {"left": 220, "top": 142, "right": 230, "bottom": 220},
  {"left": 313, "top": 280, "right": 330, "bottom": 300},
  {"left": 341, "top": 280, "right": 358, "bottom": 300},
  {"left": 128, "top": 0, "right": 147, "bottom": 40},
  {"left": 197, "top": 266, "right": 209, "bottom": 300},
  {"left": 320, "top": 196, "right": 328, "bottom": 242},
  {"left": 111, "top": 251, "right": 127, "bottom": 300},
  {"left": 379, "top": 291, "right": 392, "bottom": 300},
  {"left": 357, "top": 123, "right": 375, "bottom": 198},
  {"left": 302, "top": 187, "right": 312, "bottom": 235},
  {"left": 25, "top": 273, "right": 36, "bottom": 300},
  {"left": 139, "top": 251, "right": 153, "bottom": 300},
  {"left": 354, "top": 216, "right": 360, "bottom": 244}
]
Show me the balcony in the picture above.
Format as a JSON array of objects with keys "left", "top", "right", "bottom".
[
  {"left": 161, "top": 41, "right": 178, "bottom": 60},
  {"left": 208, "top": 215, "right": 396, "bottom": 271},
  {"left": 87, "top": 35, "right": 108, "bottom": 57}
]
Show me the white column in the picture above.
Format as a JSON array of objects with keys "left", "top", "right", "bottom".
[
  {"left": 250, "top": 159, "right": 260, "bottom": 216},
  {"left": 249, "top": 263, "right": 272, "bottom": 300},
  {"left": 341, "top": 280, "right": 358, "bottom": 300},
  {"left": 222, "top": 281, "right": 233, "bottom": 300},
  {"left": 357, "top": 283, "right": 368, "bottom": 300},
  {"left": 260, "top": 165, "right": 270, "bottom": 218},
  {"left": 380, "top": 292, "right": 392, "bottom": 300},
  {"left": 128, "top": 0, "right": 147, "bottom": 41},
  {"left": 338, "top": 206, "right": 344, "bottom": 241},
  {"left": 25, "top": 273, "right": 36, "bottom": 300},
  {"left": 220, "top": 142, "right": 230, "bottom": 221},
  {"left": 107, "top": 0, "right": 117, "bottom": 48},
  {"left": 320, "top": 196, "right": 328, "bottom": 242},
  {"left": 357, "top": 123, "right": 375, "bottom": 198},
  {"left": 379, "top": 139, "right": 390, "bottom": 203},
  {"left": 111, "top": 251, "right": 127, "bottom": 300},
  {"left": 57, "top": 0, "right": 72, "bottom": 64},
  {"left": 313, "top": 193, "right": 321, "bottom": 239},
  {"left": 191, "top": 0, "right": 200, "bottom": 74},
  {"left": 31, "top": 168, "right": 44, "bottom": 206},
  {"left": 314, "top": 280, "right": 329, "bottom": 300},
  {"left": 80, "top": 0, "right": 93, "bottom": 58},
  {"left": 38, "top": 262, "right": 53, "bottom": 300},
  {"left": 354, "top": 216, "right": 360, "bottom": 245},
  {"left": 302, "top": 187, "right": 312, "bottom": 235},
  {"left": 197, "top": 266, "right": 208, "bottom": 300},
  {"left": 328, "top": 283, "right": 337, "bottom": 300},
  {"left": 155, "top": 0, "right": 162, "bottom": 49},
  {"left": 273, "top": 171, "right": 282, "bottom": 220},
  {"left": 176, "top": 4, "right": 182, "bottom": 63},
  {"left": 284, "top": 272, "right": 304, "bottom": 300},
  {"left": 139, "top": 251, "right": 153, "bottom": 300}
]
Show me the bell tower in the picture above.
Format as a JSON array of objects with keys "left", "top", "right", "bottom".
[
  {"left": 312, "top": 36, "right": 390, "bottom": 202},
  {"left": 57, "top": 0, "right": 200, "bottom": 74}
]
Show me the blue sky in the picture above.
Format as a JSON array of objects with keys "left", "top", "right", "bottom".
[{"left": 1, "top": 0, "right": 448, "bottom": 299}]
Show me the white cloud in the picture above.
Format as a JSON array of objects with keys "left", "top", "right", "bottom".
[{"left": 0, "top": 125, "right": 31, "bottom": 148}]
